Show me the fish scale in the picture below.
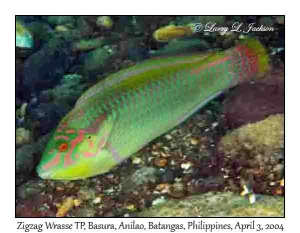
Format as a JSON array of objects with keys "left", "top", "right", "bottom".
[
  {"left": 103, "top": 61, "right": 233, "bottom": 158},
  {"left": 37, "top": 38, "right": 269, "bottom": 180}
]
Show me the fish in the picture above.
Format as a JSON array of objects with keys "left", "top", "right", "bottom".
[{"left": 36, "top": 38, "right": 269, "bottom": 180}]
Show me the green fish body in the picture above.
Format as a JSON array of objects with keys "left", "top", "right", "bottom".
[{"left": 36, "top": 38, "right": 268, "bottom": 180}]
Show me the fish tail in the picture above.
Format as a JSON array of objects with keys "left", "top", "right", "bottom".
[{"left": 234, "top": 37, "right": 270, "bottom": 81}]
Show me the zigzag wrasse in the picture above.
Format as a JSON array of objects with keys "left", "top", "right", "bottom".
[{"left": 36, "top": 38, "right": 269, "bottom": 180}]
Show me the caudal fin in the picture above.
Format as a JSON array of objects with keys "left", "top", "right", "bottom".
[{"left": 238, "top": 37, "right": 270, "bottom": 80}]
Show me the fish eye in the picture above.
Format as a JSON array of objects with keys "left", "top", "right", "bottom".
[{"left": 58, "top": 142, "right": 69, "bottom": 152}]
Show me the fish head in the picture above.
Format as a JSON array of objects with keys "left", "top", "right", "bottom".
[{"left": 36, "top": 112, "right": 116, "bottom": 180}]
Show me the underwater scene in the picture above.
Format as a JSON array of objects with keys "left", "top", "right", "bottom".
[{"left": 16, "top": 16, "right": 284, "bottom": 217}]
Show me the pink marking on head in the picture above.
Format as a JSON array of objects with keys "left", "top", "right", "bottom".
[
  {"left": 55, "top": 135, "right": 70, "bottom": 141},
  {"left": 62, "top": 114, "right": 108, "bottom": 164},
  {"left": 66, "top": 129, "right": 76, "bottom": 134},
  {"left": 82, "top": 133, "right": 107, "bottom": 158},
  {"left": 83, "top": 152, "right": 95, "bottom": 157},
  {"left": 57, "top": 129, "right": 63, "bottom": 133},
  {"left": 63, "top": 129, "right": 85, "bottom": 167},
  {"left": 42, "top": 152, "right": 62, "bottom": 170},
  {"left": 75, "top": 154, "right": 80, "bottom": 159}
]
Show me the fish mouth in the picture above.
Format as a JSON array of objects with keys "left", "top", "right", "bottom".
[
  {"left": 36, "top": 165, "right": 83, "bottom": 180},
  {"left": 36, "top": 165, "right": 53, "bottom": 179}
]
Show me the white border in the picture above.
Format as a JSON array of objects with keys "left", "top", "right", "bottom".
[{"left": 1, "top": 0, "right": 298, "bottom": 232}]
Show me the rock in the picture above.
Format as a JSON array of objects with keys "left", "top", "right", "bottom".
[
  {"left": 17, "top": 16, "right": 40, "bottom": 23},
  {"left": 16, "top": 59, "right": 25, "bottom": 97},
  {"left": 118, "top": 37, "right": 149, "bottom": 61},
  {"left": 16, "top": 133, "right": 51, "bottom": 182},
  {"left": 16, "top": 193, "right": 55, "bottom": 217},
  {"left": 138, "top": 192, "right": 283, "bottom": 217},
  {"left": 217, "top": 114, "right": 284, "bottom": 194},
  {"left": 75, "top": 16, "right": 96, "bottom": 38},
  {"left": 81, "top": 46, "right": 115, "bottom": 77},
  {"left": 28, "top": 103, "right": 68, "bottom": 135},
  {"left": 16, "top": 20, "right": 34, "bottom": 49},
  {"left": 46, "top": 16, "right": 75, "bottom": 26},
  {"left": 23, "top": 37, "right": 74, "bottom": 93},
  {"left": 26, "top": 21, "right": 55, "bottom": 48},
  {"left": 259, "top": 17, "right": 275, "bottom": 27},
  {"left": 40, "top": 74, "right": 87, "bottom": 107},
  {"left": 223, "top": 77, "right": 284, "bottom": 129},
  {"left": 55, "top": 25, "right": 69, "bottom": 32},
  {"left": 96, "top": 16, "right": 113, "bottom": 29},
  {"left": 160, "top": 169, "right": 175, "bottom": 183},
  {"left": 219, "top": 114, "right": 284, "bottom": 154},
  {"left": 17, "top": 179, "right": 46, "bottom": 199},
  {"left": 121, "top": 167, "right": 157, "bottom": 193},
  {"left": 72, "top": 38, "right": 104, "bottom": 52},
  {"left": 16, "top": 127, "right": 32, "bottom": 147}
]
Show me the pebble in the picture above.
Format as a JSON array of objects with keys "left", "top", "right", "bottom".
[
  {"left": 19, "top": 103, "right": 28, "bottom": 118},
  {"left": 239, "top": 35, "right": 246, "bottom": 40},
  {"left": 56, "top": 186, "right": 64, "bottom": 191},
  {"left": 280, "top": 179, "right": 284, "bottom": 187},
  {"left": 16, "top": 128, "right": 32, "bottom": 146},
  {"left": 92, "top": 197, "right": 102, "bottom": 204},
  {"left": 132, "top": 157, "right": 142, "bottom": 164},
  {"left": 162, "top": 146, "right": 170, "bottom": 152},
  {"left": 268, "top": 182, "right": 275, "bottom": 187},
  {"left": 273, "top": 164, "right": 284, "bottom": 176},
  {"left": 181, "top": 162, "right": 192, "bottom": 170},
  {"left": 73, "top": 199, "right": 82, "bottom": 207},
  {"left": 55, "top": 25, "right": 69, "bottom": 32},
  {"left": 96, "top": 16, "right": 113, "bottom": 29},
  {"left": 190, "top": 138, "right": 199, "bottom": 145},
  {"left": 56, "top": 197, "right": 74, "bottom": 217},
  {"left": 161, "top": 169, "right": 175, "bottom": 183},
  {"left": 156, "top": 183, "right": 171, "bottom": 194},
  {"left": 155, "top": 158, "right": 168, "bottom": 167},
  {"left": 126, "top": 204, "right": 136, "bottom": 211},
  {"left": 248, "top": 193, "right": 256, "bottom": 204},
  {"left": 151, "top": 151, "right": 159, "bottom": 156},
  {"left": 173, "top": 181, "right": 184, "bottom": 193},
  {"left": 152, "top": 197, "right": 167, "bottom": 206},
  {"left": 164, "top": 134, "right": 173, "bottom": 140},
  {"left": 212, "top": 122, "right": 218, "bottom": 128}
]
